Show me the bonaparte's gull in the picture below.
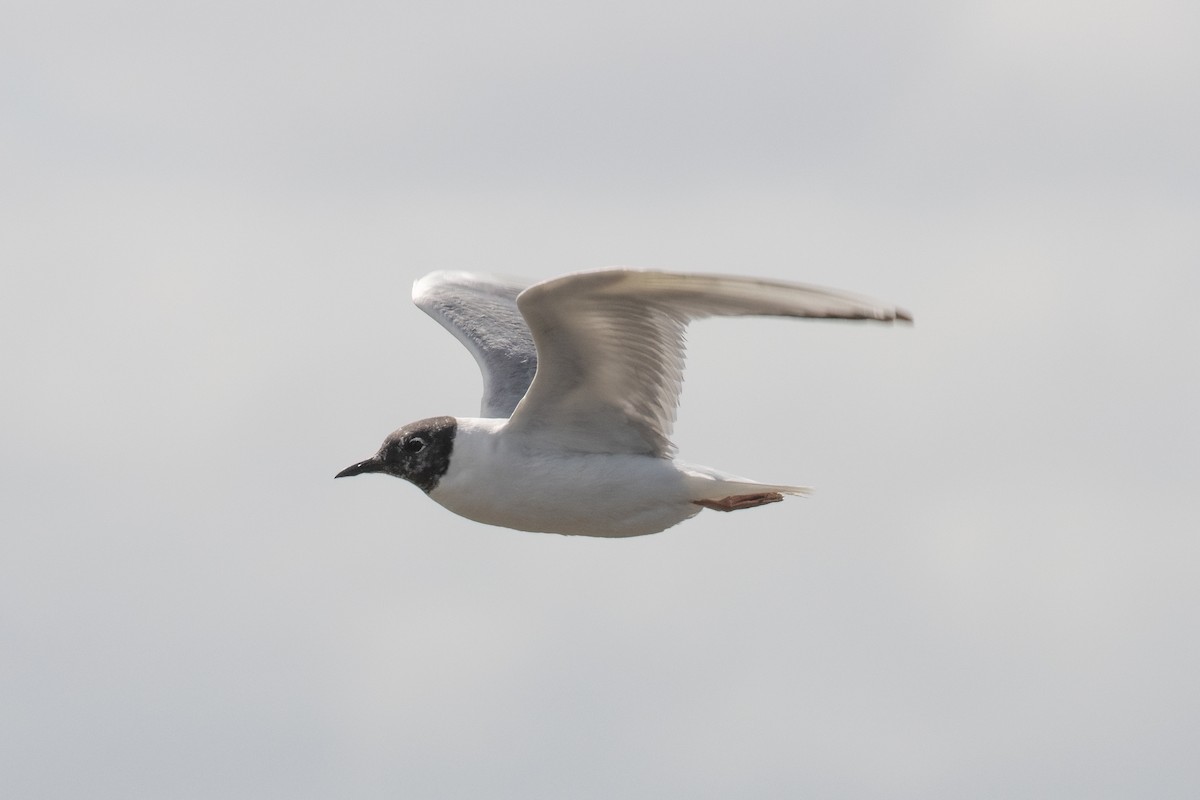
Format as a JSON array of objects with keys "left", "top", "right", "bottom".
[{"left": 336, "top": 268, "right": 911, "bottom": 537}]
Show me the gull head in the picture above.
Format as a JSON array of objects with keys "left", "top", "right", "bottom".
[{"left": 334, "top": 416, "right": 457, "bottom": 493}]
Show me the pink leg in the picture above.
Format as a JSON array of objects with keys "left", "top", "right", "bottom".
[{"left": 692, "top": 492, "right": 784, "bottom": 512}]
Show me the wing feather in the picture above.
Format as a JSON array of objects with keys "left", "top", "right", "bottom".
[
  {"left": 412, "top": 272, "right": 537, "bottom": 418},
  {"left": 506, "top": 269, "right": 911, "bottom": 456}
]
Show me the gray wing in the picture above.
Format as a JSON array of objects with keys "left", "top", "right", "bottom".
[
  {"left": 505, "top": 268, "right": 912, "bottom": 456},
  {"left": 412, "top": 271, "right": 537, "bottom": 418}
]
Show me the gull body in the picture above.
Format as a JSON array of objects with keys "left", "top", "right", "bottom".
[
  {"left": 336, "top": 268, "right": 911, "bottom": 537},
  {"left": 429, "top": 418, "right": 795, "bottom": 537}
]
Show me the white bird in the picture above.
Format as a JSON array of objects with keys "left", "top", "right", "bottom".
[{"left": 336, "top": 268, "right": 911, "bottom": 537}]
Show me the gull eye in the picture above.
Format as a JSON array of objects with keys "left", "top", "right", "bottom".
[{"left": 403, "top": 437, "right": 426, "bottom": 454}]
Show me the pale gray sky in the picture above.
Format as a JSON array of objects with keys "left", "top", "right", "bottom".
[{"left": 3, "top": 1, "right": 1198, "bottom": 798}]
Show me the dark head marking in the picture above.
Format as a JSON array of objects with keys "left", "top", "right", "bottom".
[{"left": 334, "top": 416, "right": 457, "bottom": 493}]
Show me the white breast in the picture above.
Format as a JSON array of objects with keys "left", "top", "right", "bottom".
[{"left": 428, "top": 418, "right": 702, "bottom": 537}]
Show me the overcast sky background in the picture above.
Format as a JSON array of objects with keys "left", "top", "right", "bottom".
[{"left": 3, "top": 1, "right": 1198, "bottom": 797}]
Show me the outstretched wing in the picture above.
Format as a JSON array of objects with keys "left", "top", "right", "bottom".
[
  {"left": 506, "top": 268, "right": 911, "bottom": 456},
  {"left": 412, "top": 271, "right": 537, "bottom": 418}
]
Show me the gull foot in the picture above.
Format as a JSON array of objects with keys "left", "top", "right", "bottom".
[{"left": 692, "top": 492, "right": 785, "bottom": 512}]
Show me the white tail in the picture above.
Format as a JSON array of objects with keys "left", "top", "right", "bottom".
[{"left": 680, "top": 463, "right": 812, "bottom": 503}]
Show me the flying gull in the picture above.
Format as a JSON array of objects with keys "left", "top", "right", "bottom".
[{"left": 336, "top": 268, "right": 911, "bottom": 537}]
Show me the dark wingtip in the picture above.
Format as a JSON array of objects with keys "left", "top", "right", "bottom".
[{"left": 895, "top": 308, "right": 914, "bottom": 324}]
